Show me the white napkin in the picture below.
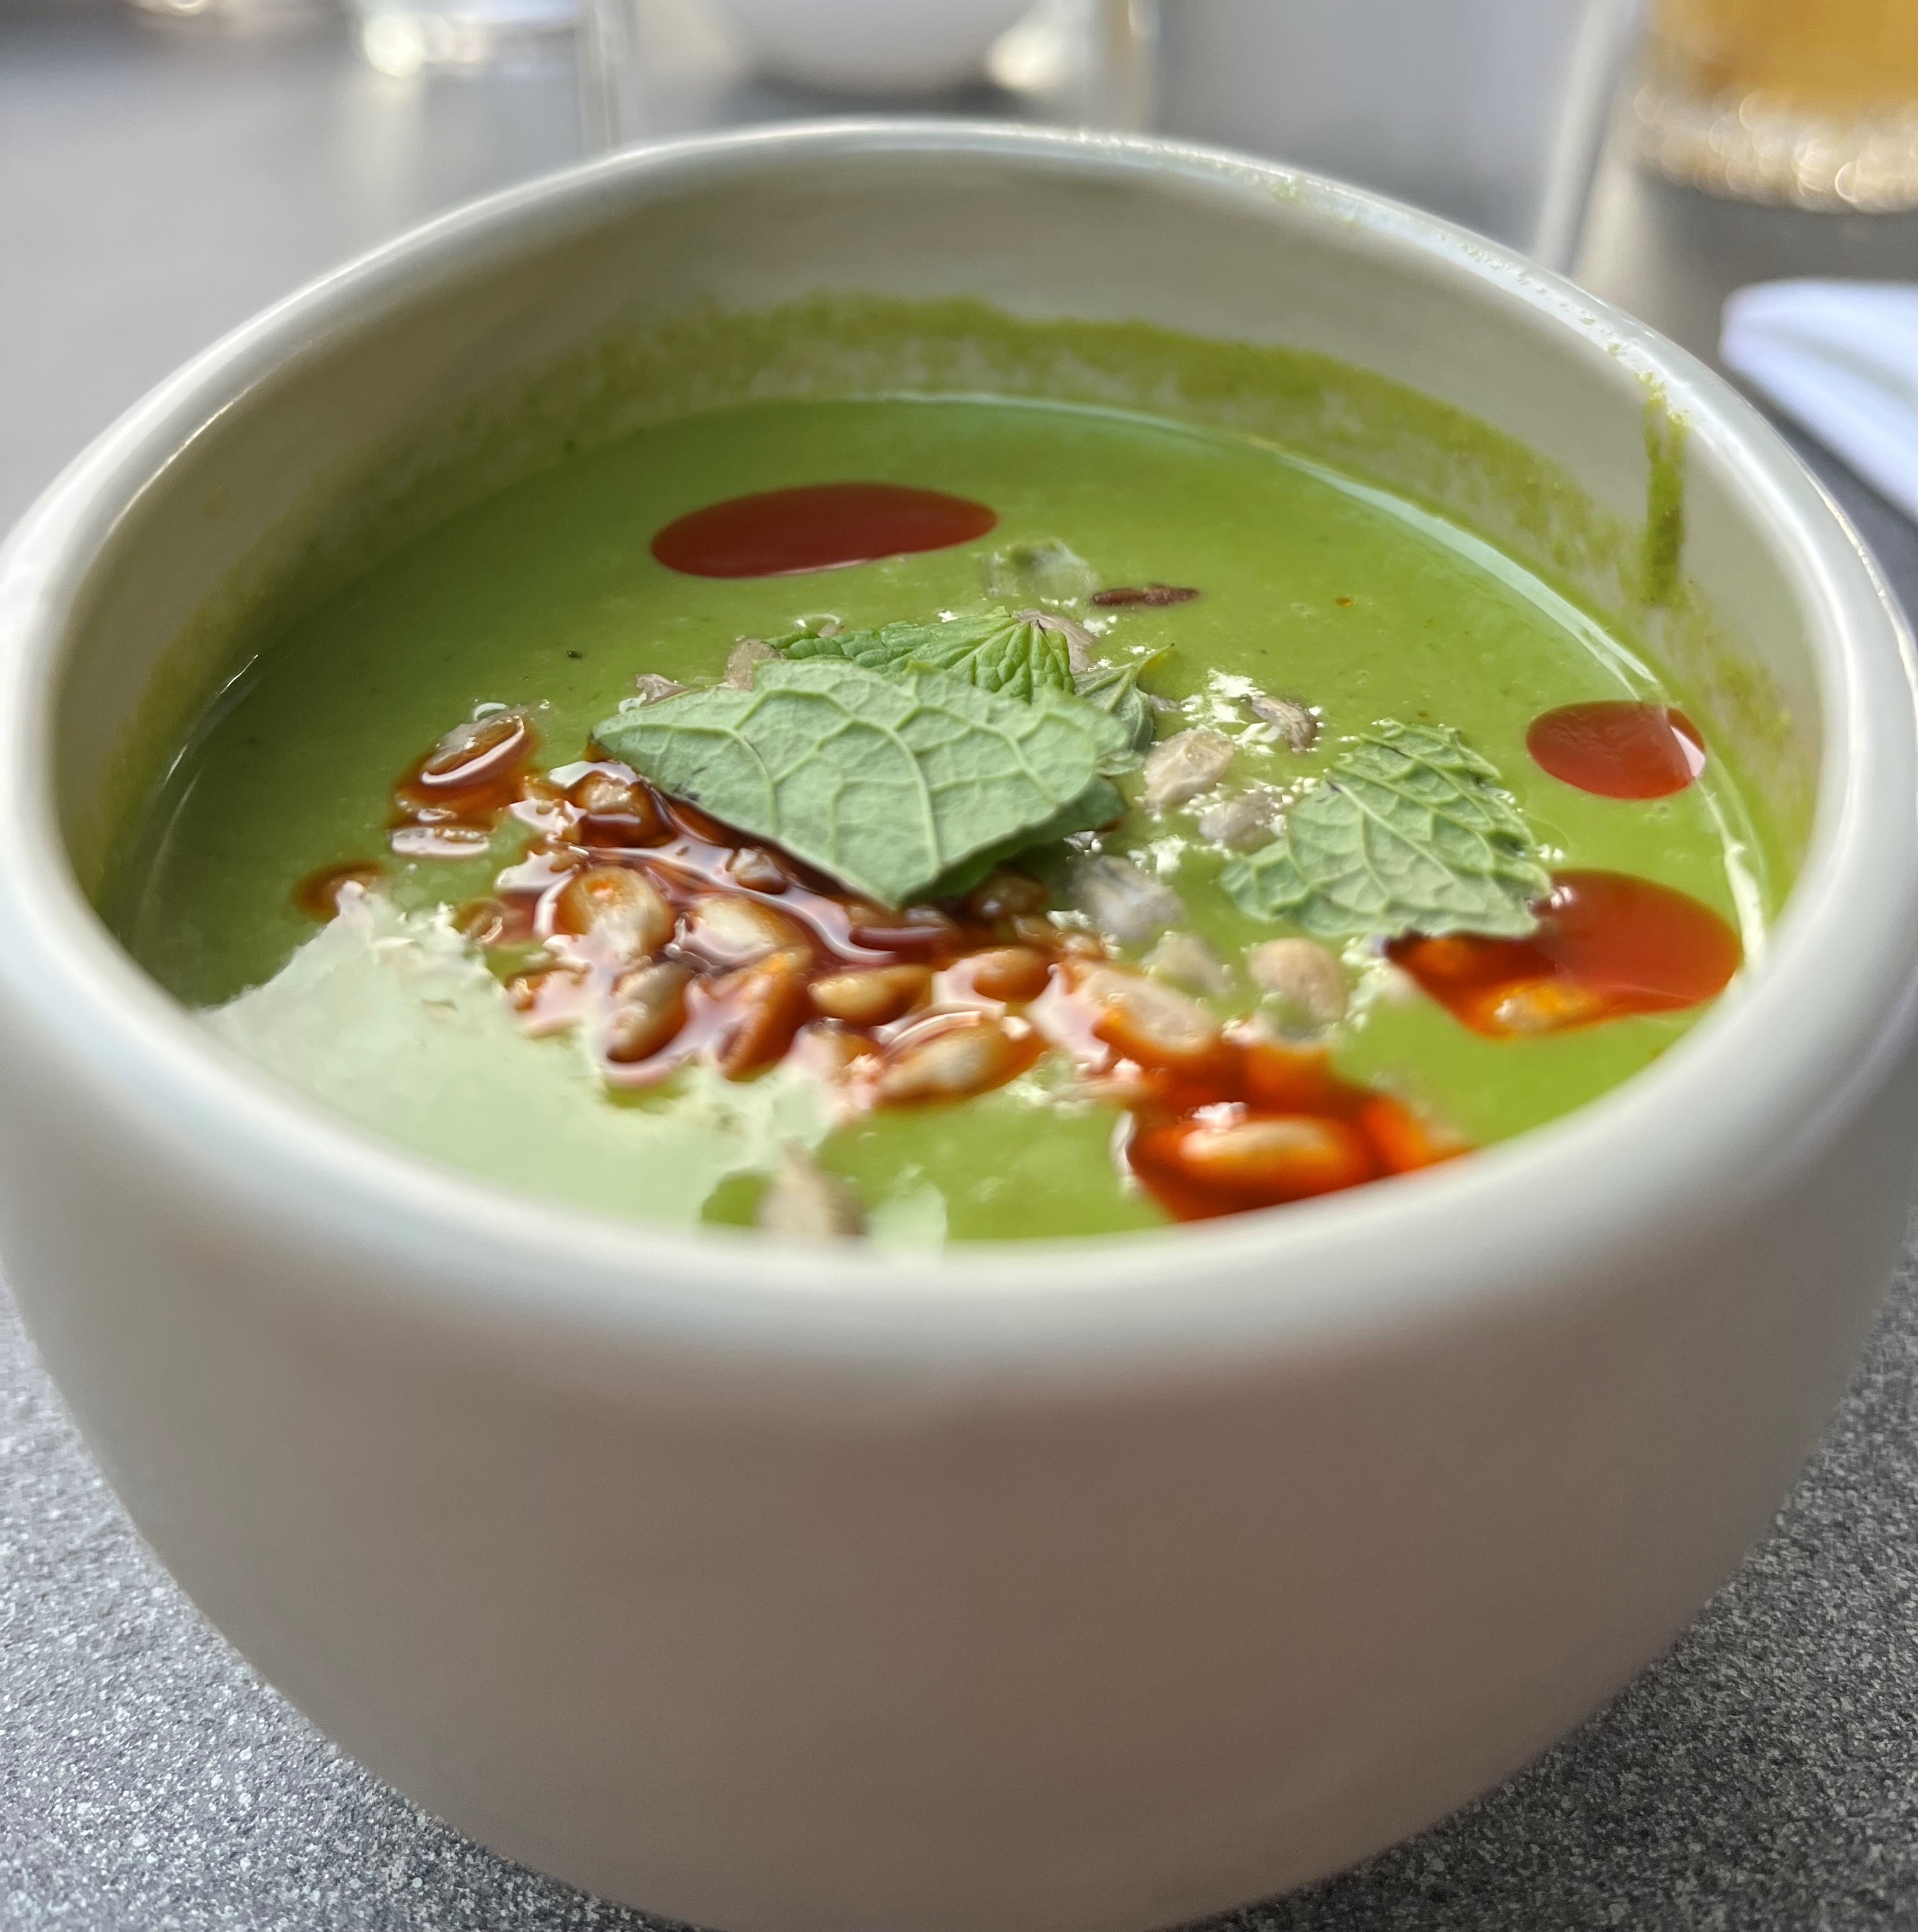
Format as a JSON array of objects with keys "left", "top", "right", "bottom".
[{"left": 1721, "top": 280, "right": 1918, "bottom": 525}]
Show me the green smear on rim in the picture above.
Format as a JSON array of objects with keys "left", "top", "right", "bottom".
[{"left": 1641, "top": 383, "right": 1689, "bottom": 609}]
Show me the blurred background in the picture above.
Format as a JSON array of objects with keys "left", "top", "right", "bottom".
[
  {"left": 6, "top": 0, "right": 1918, "bottom": 545},
  {"left": 7, "top": 1, "right": 1918, "bottom": 1925}
]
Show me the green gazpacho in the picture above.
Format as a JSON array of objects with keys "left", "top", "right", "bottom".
[{"left": 107, "top": 389, "right": 1766, "bottom": 1244}]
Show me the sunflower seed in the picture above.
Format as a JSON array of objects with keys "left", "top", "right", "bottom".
[
  {"left": 759, "top": 1145, "right": 865, "bottom": 1239},
  {"left": 1248, "top": 937, "right": 1348, "bottom": 1026},
  {"left": 1144, "top": 728, "right": 1234, "bottom": 811},
  {"left": 1072, "top": 855, "right": 1185, "bottom": 945},
  {"left": 1249, "top": 693, "right": 1319, "bottom": 753},
  {"left": 724, "top": 637, "right": 780, "bottom": 688},
  {"left": 1196, "top": 789, "right": 1281, "bottom": 851},
  {"left": 1144, "top": 932, "right": 1232, "bottom": 996}
]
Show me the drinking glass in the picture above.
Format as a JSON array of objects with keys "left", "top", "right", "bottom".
[
  {"left": 353, "top": 0, "right": 578, "bottom": 75},
  {"left": 1637, "top": 0, "right": 1918, "bottom": 209},
  {"left": 1152, "top": 0, "right": 1643, "bottom": 271},
  {"left": 578, "top": 0, "right": 1150, "bottom": 155},
  {"left": 126, "top": 0, "right": 332, "bottom": 26}
]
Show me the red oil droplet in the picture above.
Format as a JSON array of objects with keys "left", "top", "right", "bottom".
[
  {"left": 650, "top": 481, "right": 998, "bottom": 578},
  {"left": 1392, "top": 868, "right": 1741, "bottom": 1038},
  {"left": 1536, "top": 868, "right": 1742, "bottom": 1007},
  {"left": 1527, "top": 701, "right": 1707, "bottom": 799}
]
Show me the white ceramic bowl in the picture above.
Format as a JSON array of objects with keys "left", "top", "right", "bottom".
[{"left": 1, "top": 125, "right": 1914, "bottom": 1932}]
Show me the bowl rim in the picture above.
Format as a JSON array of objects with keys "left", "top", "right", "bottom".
[{"left": 1, "top": 118, "right": 1914, "bottom": 1371}]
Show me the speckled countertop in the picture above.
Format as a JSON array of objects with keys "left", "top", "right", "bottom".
[{"left": 7, "top": 6, "right": 1918, "bottom": 1926}]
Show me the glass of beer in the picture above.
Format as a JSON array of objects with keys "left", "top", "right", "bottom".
[{"left": 1638, "top": 0, "right": 1918, "bottom": 208}]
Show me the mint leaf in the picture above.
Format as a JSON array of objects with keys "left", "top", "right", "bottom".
[
  {"left": 927, "top": 777, "right": 1126, "bottom": 899},
  {"left": 777, "top": 606, "right": 1075, "bottom": 702},
  {"left": 1074, "top": 649, "right": 1171, "bottom": 765},
  {"left": 1223, "top": 722, "right": 1549, "bottom": 941},
  {"left": 595, "top": 661, "right": 1128, "bottom": 907}
]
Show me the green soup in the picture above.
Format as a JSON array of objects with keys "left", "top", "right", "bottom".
[{"left": 106, "top": 388, "right": 1770, "bottom": 1244}]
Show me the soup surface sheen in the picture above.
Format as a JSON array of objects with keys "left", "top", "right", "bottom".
[{"left": 110, "top": 396, "right": 1768, "bottom": 1243}]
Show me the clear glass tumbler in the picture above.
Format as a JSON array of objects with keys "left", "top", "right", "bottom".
[
  {"left": 127, "top": 0, "right": 333, "bottom": 28},
  {"left": 1152, "top": 0, "right": 1643, "bottom": 273},
  {"left": 1636, "top": 0, "right": 1918, "bottom": 209},
  {"left": 576, "top": 0, "right": 1151, "bottom": 155},
  {"left": 353, "top": 0, "right": 578, "bottom": 76}
]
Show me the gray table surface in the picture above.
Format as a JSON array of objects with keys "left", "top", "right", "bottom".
[{"left": 8, "top": 6, "right": 1918, "bottom": 1926}]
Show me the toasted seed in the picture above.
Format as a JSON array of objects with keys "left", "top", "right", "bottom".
[
  {"left": 874, "top": 1015, "right": 1028, "bottom": 1104},
  {"left": 569, "top": 769, "right": 665, "bottom": 845},
  {"left": 726, "top": 847, "right": 788, "bottom": 894},
  {"left": 809, "top": 965, "right": 932, "bottom": 1026},
  {"left": 790, "top": 1020, "right": 878, "bottom": 1081},
  {"left": 631, "top": 673, "right": 688, "bottom": 705},
  {"left": 714, "top": 952, "right": 812, "bottom": 1077},
  {"left": 758, "top": 1145, "right": 865, "bottom": 1239},
  {"left": 848, "top": 905, "right": 962, "bottom": 953},
  {"left": 682, "top": 894, "right": 810, "bottom": 969},
  {"left": 1090, "top": 583, "right": 1201, "bottom": 609},
  {"left": 556, "top": 867, "right": 673, "bottom": 961},
  {"left": 1248, "top": 937, "right": 1348, "bottom": 1026},
  {"left": 1078, "top": 965, "right": 1222, "bottom": 1069},
  {"left": 963, "top": 868, "right": 1050, "bottom": 923},
  {"left": 724, "top": 637, "right": 780, "bottom": 688},
  {"left": 454, "top": 896, "right": 509, "bottom": 946},
  {"left": 570, "top": 769, "right": 643, "bottom": 815},
  {"left": 1357, "top": 1095, "right": 1466, "bottom": 1173},
  {"left": 1072, "top": 854, "right": 1184, "bottom": 946},
  {"left": 391, "top": 823, "right": 493, "bottom": 859},
  {"left": 493, "top": 839, "right": 584, "bottom": 898},
  {"left": 419, "top": 709, "right": 528, "bottom": 786},
  {"left": 481, "top": 897, "right": 542, "bottom": 948},
  {"left": 1485, "top": 978, "right": 1612, "bottom": 1036},
  {"left": 1144, "top": 932, "right": 1231, "bottom": 997},
  {"left": 903, "top": 904, "right": 964, "bottom": 934},
  {"left": 1196, "top": 789, "right": 1281, "bottom": 851},
  {"left": 1159, "top": 1113, "right": 1371, "bottom": 1202},
  {"left": 1144, "top": 728, "right": 1234, "bottom": 811},
  {"left": 1249, "top": 693, "right": 1319, "bottom": 752},
  {"left": 601, "top": 962, "right": 693, "bottom": 1064},
  {"left": 1241, "top": 1033, "right": 1340, "bottom": 1113},
  {"left": 1008, "top": 913, "right": 1064, "bottom": 949},
  {"left": 964, "top": 946, "right": 1053, "bottom": 1003},
  {"left": 504, "top": 963, "right": 590, "bottom": 1036}
]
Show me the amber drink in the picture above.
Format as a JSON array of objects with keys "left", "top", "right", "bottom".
[{"left": 1639, "top": 0, "right": 1918, "bottom": 207}]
